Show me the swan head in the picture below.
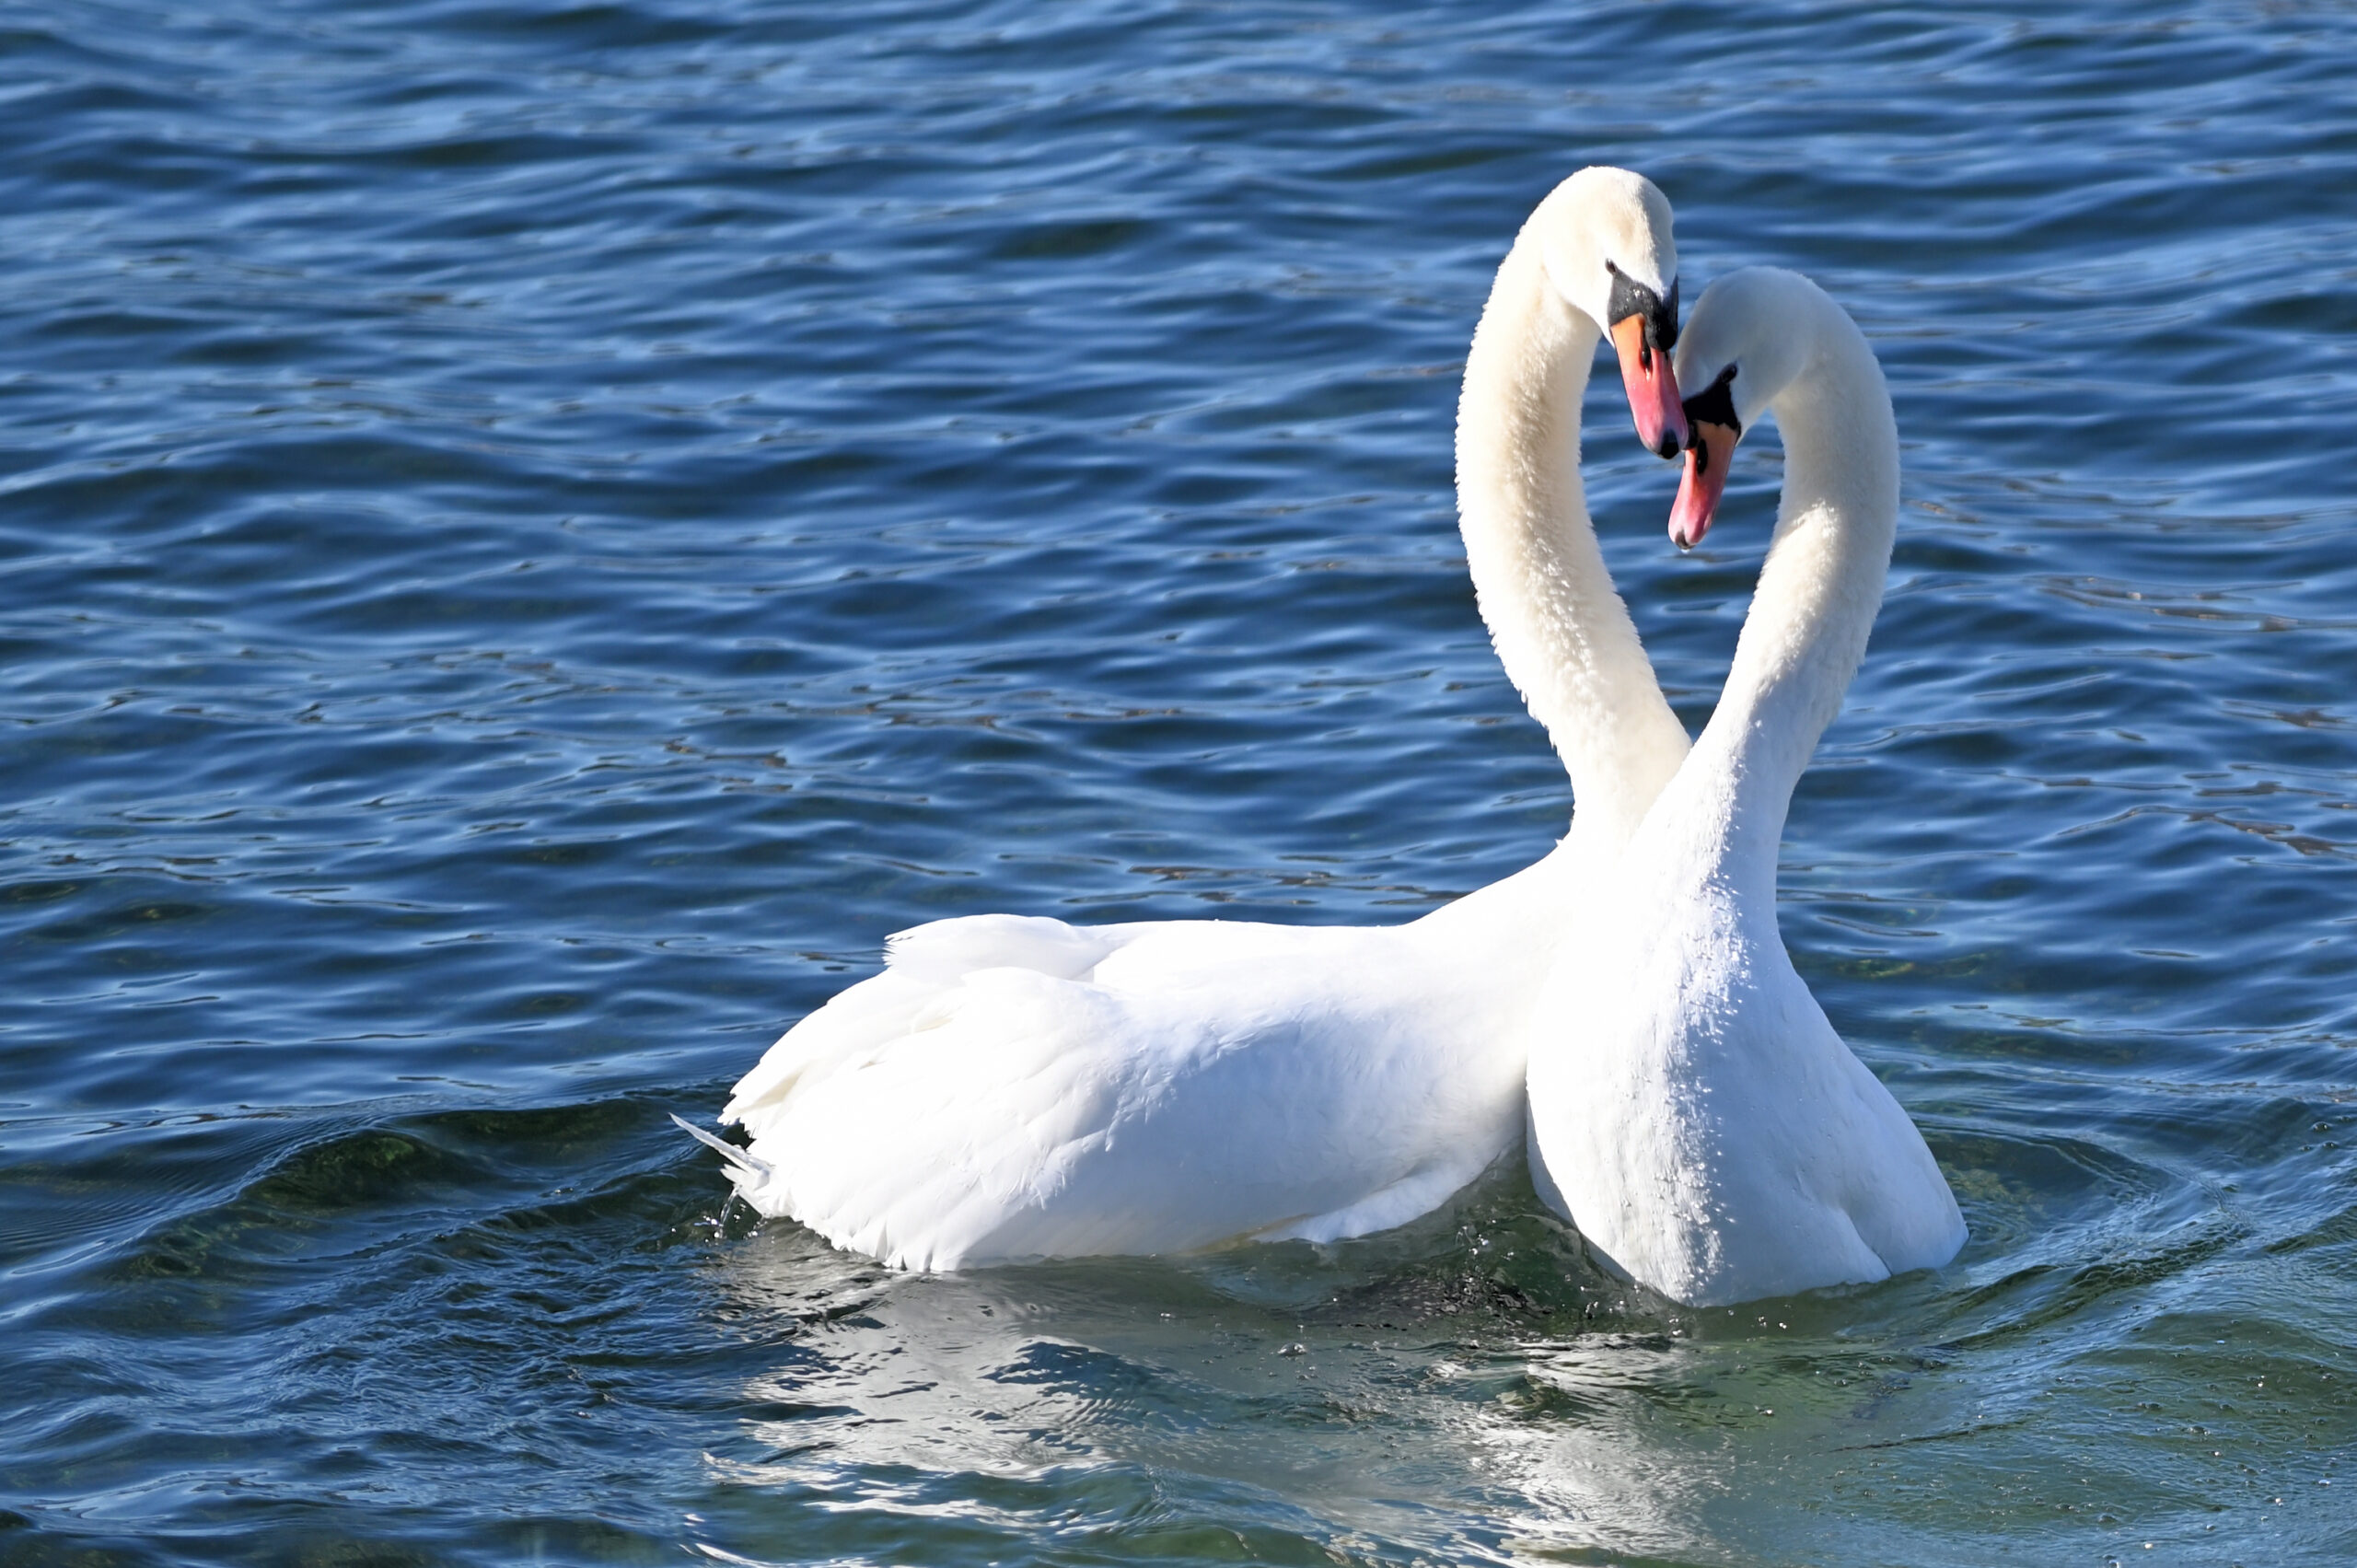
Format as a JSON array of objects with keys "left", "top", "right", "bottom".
[
  {"left": 1533, "top": 168, "right": 1687, "bottom": 459},
  {"left": 1665, "top": 268, "right": 1817, "bottom": 549}
]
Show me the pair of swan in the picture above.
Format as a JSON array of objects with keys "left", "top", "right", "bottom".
[{"left": 683, "top": 169, "right": 1966, "bottom": 1307}]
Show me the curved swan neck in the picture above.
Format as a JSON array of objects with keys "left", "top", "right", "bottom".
[
  {"left": 1455, "top": 232, "right": 1688, "bottom": 843},
  {"left": 1705, "top": 291, "right": 1899, "bottom": 859}
]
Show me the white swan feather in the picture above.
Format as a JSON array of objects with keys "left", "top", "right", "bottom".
[
  {"left": 699, "top": 168, "right": 1696, "bottom": 1267},
  {"left": 1527, "top": 268, "right": 1968, "bottom": 1306}
]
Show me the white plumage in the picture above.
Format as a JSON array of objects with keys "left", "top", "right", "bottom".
[
  {"left": 709, "top": 902, "right": 1535, "bottom": 1268},
  {"left": 1525, "top": 269, "right": 1968, "bottom": 1306},
  {"left": 693, "top": 168, "right": 1697, "bottom": 1267}
]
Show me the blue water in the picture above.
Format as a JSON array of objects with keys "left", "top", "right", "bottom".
[{"left": 4, "top": 1, "right": 2353, "bottom": 1562}]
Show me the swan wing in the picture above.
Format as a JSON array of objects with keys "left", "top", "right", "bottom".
[
  {"left": 718, "top": 912, "right": 1136, "bottom": 1124},
  {"left": 714, "top": 917, "right": 1525, "bottom": 1268},
  {"left": 726, "top": 963, "right": 1146, "bottom": 1269}
]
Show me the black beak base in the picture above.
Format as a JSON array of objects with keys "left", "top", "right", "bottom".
[
  {"left": 1608, "top": 267, "right": 1680, "bottom": 356},
  {"left": 1680, "top": 364, "right": 1741, "bottom": 448}
]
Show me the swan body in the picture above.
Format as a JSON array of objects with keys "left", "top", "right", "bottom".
[
  {"left": 1525, "top": 268, "right": 1967, "bottom": 1307},
  {"left": 700, "top": 168, "right": 1694, "bottom": 1269}
]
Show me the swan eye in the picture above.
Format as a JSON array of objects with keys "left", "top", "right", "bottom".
[
  {"left": 1605, "top": 265, "right": 1677, "bottom": 352},
  {"left": 1680, "top": 364, "right": 1743, "bottom": 438}
]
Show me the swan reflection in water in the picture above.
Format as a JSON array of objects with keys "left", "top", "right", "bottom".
[
  {"left": 691, "top": 1179, "right": 1734, "bottom": 1566},
  {"left": 685, "top": 1106, "right": 2229, "bottom": 1568},
  {"left": 689, "top": 1086, "right": 2316, "bottom": 1568}
]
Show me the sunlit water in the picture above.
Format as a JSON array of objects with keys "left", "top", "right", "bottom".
[{"left": 3, "top": 2, "right": 2353, "bottom": 1563}]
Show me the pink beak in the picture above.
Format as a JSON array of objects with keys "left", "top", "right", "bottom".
[
  {"left": 1668, "top": 420, "right": 1739, "bottom": 550},
  {"left": 1611, "top": 315, "right": 1688, "bottom": 459}
]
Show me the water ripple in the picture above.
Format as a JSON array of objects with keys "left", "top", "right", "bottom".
[{"left": 2, "top": 1, "right": 2354, "bottom": 1563}]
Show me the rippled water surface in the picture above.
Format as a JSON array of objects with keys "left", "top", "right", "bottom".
[{"left": 4, "top": 2, "right": 2355, "bottom": 1562}]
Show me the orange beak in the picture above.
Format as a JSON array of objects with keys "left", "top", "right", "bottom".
[
  {"left": 1668, "top": 420, "right": 1739, "bottom": 549},
  {"left": 1611, "top": 315, "right": 1687, "bottom": 459}
]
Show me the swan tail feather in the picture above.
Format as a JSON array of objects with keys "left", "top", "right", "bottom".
[
  {"left": 722, "top": 969, "right": 1141, "bottom": 1261},
  {"left": 670, "top": 1112, "right": 774, "bottom": 1185}
]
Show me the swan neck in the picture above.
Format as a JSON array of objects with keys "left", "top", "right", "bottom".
[
  {"left": 1455, "top": 235, "right": 1688, "bottom": 843},
  {"left": 1707, "top": 313, "right": 1899, "bottom": 857}
]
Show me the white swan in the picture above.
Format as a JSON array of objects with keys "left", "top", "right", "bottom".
[
  {"left": 683, "top": 168, "right": 1696, "bottom": 1270},
  {"left": 1524, "top": 267, "right": 1968, "bottom": 1307}
]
